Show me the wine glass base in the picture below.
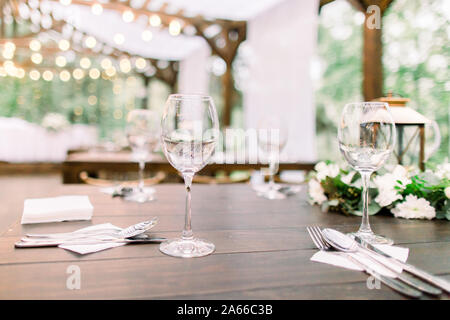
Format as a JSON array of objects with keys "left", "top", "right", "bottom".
[
  {"left": 347, "top": 231, "right": 394, "bottom": 245},
  {"left": 159, "top": 238, "right": 215, "bottom": 258},
  {"left": 253, "top": 184, "right": 286, "bottom": 200}
]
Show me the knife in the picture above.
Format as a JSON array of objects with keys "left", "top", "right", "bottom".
[
  {"left": 355, "top": 236, "right": 450, "bottom": 294},
  {"left": 15, "top": 237, "right": 167, "bottom": 248}
]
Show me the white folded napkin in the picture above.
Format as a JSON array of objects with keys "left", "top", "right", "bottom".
[
  {"left": 21, "top": 195, "right": 94, "bottom": 224},
  {"left": 57, "top": 223, "right": 125, "bottom": 254},
  {"left": 311, "top": 244, "right": 409, "bottom": 278}
]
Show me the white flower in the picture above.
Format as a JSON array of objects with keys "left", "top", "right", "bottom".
[
  {"left": 373, "top": 165, "right": 411, "bottom": 207},
  {"left": 435, "top": 163, "right": 450, "bottom": 180},
  {"left": 314, "top": 161, "right": 340, "bottom": 181},
  {"left": 341, "top": 171, "right": 355, "bottom": 185},
  {"left": 375, "top": 189, "right": 403, "bottom": 207},
  {"left": 391, "top": 195, "right": 436, "bottom": 220},
  {"left": 41, "top": 113, "right": 69, "bottom": 132},
  {"left": 445, "top": 186, "right": 450, "bottom": 199},
  {"left": 308, "top": 179, "right": 327, "bottom": 205}
]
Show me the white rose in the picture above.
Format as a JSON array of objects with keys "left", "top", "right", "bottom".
[
  {"left": 341, "top": 171, "right": 356, "bottom": 185},
  {"left": 308, "top": 179, "right": 327, "bottom": 205},
  {"left": 391, "top": 195, "right": 436, "bottom": 220},
  {"left": 435, "top": 163, "right": 450, "bottom": 180},
  {"left": 315, "top": 162, "right": 340, "bottom": 181},
  {"left": 375, "top": 189, "right": 402, "bottom": 207},
  {"left": 445, "top": 186, "right": 450, "bottom": 199}
]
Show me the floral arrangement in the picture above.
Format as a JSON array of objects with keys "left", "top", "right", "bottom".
[
  {"left": 41, "top": 113, "right": 70, "bottom": 132},
  {"left": 308, "top": 161, "right": 450, "bottom": 220}
]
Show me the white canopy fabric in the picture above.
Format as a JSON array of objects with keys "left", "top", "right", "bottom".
[{"left": 244, "top": 0, "right": 319, "bottom": 161}]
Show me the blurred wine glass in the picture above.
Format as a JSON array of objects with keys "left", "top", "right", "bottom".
[
  {"left": 125, "top": 109, "right": 160, "bottom": 203},
  {"left": 338, "top": 102, "right": 396, "bottom": 245},
  {"left": 159, "top": 94, "right": 219, "bottom": 258},
  {"left": 256, "top": 116, "right": 288, "bottom": 200}
]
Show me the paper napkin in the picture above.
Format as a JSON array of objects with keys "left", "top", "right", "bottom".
[
  {"left": 21, "top": 195, "right": 93, "bottom": 224},
  {"left": 58, "top": 223, "right": 125, "bottom": 255},
  {"left": 311, "top": 244, "right": 409, "bottom": 278}
]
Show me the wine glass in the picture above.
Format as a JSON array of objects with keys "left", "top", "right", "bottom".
[
  {"left": 160, "top": 94, "right": 219, "bottom": 258},
  {"left": 256, "top": 117, "right": 288, "bottom": 200},
  {"left": 125, "top": 109, "right": 160, "bottom": 203},
  {"left": 338, "top": 102, "right": 396, "bottom": 245}
]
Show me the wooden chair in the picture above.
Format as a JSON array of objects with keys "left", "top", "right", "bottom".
[{"left": 78, "top": 171, "right": 166, "bottom": 187}]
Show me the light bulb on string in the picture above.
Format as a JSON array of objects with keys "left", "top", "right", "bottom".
[
  {"left": 91, "top": 3, "right": 103, "bottom": 15},
  {"left": 42, "top": 70, "right": 54, "bottom": 81}
]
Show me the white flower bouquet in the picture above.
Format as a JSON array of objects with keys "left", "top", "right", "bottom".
[
  {"left": 308, "top": 161, "right": 450, "bottom": 220},
  {"left": 41, "top": 113, "right": 70, "bottom": 132}
]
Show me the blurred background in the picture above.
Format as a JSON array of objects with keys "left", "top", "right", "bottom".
[{"left": 0, "top": 0, "right": 448, "bottom": 169}]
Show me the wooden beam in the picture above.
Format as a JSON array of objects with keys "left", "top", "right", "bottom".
[{"left": 362, "top": 14, "right": 383, "bottom": 100}]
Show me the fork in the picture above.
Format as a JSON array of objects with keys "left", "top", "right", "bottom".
[{"left": 306, "top": 226, "right": 422, "bottom": 298}]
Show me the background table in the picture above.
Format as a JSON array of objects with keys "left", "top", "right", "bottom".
[
  {"left": 0, "top": 177, "right": 449, "bottom": 299},
  {"left": 62, "top": 150, "right": 315, "bottom": 183}
]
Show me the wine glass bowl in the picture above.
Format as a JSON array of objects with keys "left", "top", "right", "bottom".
[
  {"left": 160, "top": 94, "right": 219, "bottom": 258},
  {"left": 338, "top": 102, "right": 396, "bottom": 244},
  {"left": 125, "top": 109, "right": 160, "bottom": 203}
]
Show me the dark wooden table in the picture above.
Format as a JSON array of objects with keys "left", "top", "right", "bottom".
[
  {"left": 0, "top": 178, "right": 449, "bottom": 299},
  {"left": 62, "top": 150, "right": 315, "bottom": 183}
]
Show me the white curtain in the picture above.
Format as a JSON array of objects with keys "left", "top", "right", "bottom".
[
  {"left": 243, "top": 0, "right": 319, "bottom": 162},
  {"left": 177, "top": 43, "right": 211, "bottom": 94}
]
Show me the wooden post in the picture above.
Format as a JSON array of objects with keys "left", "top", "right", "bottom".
[
  {"left": 363, "top": 14, "right": 383, "bottom": 100},
  {"left": 419, "top": 124, "right": 425, "bottom": 171},
  {"left": 222, "top": 61, "right": 233, "bottom": 127}
]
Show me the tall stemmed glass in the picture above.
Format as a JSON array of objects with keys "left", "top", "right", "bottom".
[
  {"left": 256, "top": 117, "right": 288, "bottom": 200},
  {"left": 338, "top": 102, "right": 396, "bottom": 245},
  {"left": 126, "top": 109, "right": 160, "bottom": 203},
  {"left": 160, "top": 94, "right": 219, "bottom": 258}
]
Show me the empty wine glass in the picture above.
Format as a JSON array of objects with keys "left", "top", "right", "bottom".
[
  {"left": 160, "top": 94, "right": 219, "bottom": 258},
  {"left": 256, "top": 117, "right": 288, "bottom": 200},
  {"left": 338, "top": 102, "right": 396, "bottom": 245},
  {"left": 125, "top": 109, "right": 160, "bottom": 203}
]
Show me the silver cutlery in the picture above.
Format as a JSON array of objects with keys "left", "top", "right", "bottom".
[
  {"left": 15, "top": 236, "right": 167, "bottom": 248},
  {"left": 25, "top": 218, "right": 158, "bottom": 241},
  {"left": 355, "top": 235, "right": 450, "bottom": 294},
  {"left": 321, "top": 228, "right": 442, "bottom": 296},
  {"left": 307, "top": 226, "right": 422, "bottom": 298}
]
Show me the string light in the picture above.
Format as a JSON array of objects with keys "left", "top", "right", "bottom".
[
  {"left": 73, "top": 68, "right": 84, "bottom": 80},
  {"left": 100, "top": 58, "right": 112, "bottom": 69},
  {"left": 80, "top": 57, "right": 91, "bottom": 69},
  {"left": 4, "top": 42, "right": 16, "bottom": 52},
  {"left": 85, "top": 36, "right": 96, "bottom": 48},
  {"left": 42, "top": 70, "right": 54, "bottom": 81},
  {"left": 122, "top": 10, "right": 134, "bottom": 23},
  {"left": 58, "top": 39, "right": 70, "bottom": 51},
  {"left": 91, "top": 3, "right": 103, "bottom": 15},
  {"left": 113, "top": 109, "right": 123, "bottom": 119},
  {"left": 141, "top": 30, "right": 152, "bottom": 42},
  {"left": 59, "top": 70, "right": 71, "bottom": 81},
  {"left": 89, "top": 68, "right": 100, "bottom": 79},
  {"left": 88, "top": 95, "right": 98, "bottom": 105},
  {"left": 31, "top": 53, "right": 43, "bottom": 64},
  {"left": 59, "top": 0, "right": 71, "bottom": 6},
  {"left": 169, "top": 20, "right": 181, "bottom": 36},
  {"left": 119, "top": 58, "right": 131, "bottom": 73},
  {"left": 29, "top": 39, "right": 41, "bottom": 51},
  {"left": 2, "top": 50, "right": 14, "bottom": 59},
  {"left": 29, "top": 69, "right": 40, "bottom": 81},
  {"left": 149, "top": 14, "right": 161, "bottom": 27},
  {"left": 113, "top": 33, "right": 125, "bottom": 45},
  {"left": 105, "top": 66, "right": 116, "bottom": 77},
  {"left": 55, "top": 55, "right": 67, "bottom": 67},
  {"left": 16, "top": 68, "right": 25, "bottom": 79},
  {"left": 135, "top": 57, "right": 147, "bottom": 70}
]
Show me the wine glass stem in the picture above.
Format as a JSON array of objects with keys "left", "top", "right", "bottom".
[
  {"left": 138, "top": 160, "right": 145, "bottom": 193},
  {"left": 359, "top": 171, "right": 373, "bottom": 234},
  {"left": 182, "top": 173, "right": 194, "bottom": 240},
  {"left": 268, "top": 155, "right": 278, "bottom": 190}
]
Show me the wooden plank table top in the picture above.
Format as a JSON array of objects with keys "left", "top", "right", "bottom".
[{"left": 0, "top": 177, "right": 449, "bottom": 299}]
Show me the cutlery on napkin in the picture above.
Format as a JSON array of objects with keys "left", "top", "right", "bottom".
[
  {"left": 15, "top": 219, "right": 163, "bottom": 254},
  {"left": 21, "top": 195, "right": 93, "bottom": 224}
]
